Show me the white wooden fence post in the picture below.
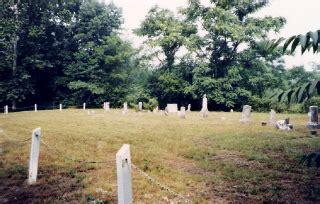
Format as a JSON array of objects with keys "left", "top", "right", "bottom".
[
  {"left": 28, "top": 127, "right": 41, "bottom": 185},
  {"left": 34, "top": 104, "right": 37, "bottom": 112},
  {"left": 83, "top": 103, "right": 86, "bottom": 110},
  {"left": 4, "top": 105, "right": 8, "bottom": 114},
  {"left": 59, "top": 104, "right": 62, "bottom": 111},
  {"left": 116, "top": 144, "right": 132, "bottom": 204}
]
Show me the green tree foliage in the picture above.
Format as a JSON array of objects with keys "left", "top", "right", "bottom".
[{"left": 62, "top": 1, "right": 134, "bottom": 106}]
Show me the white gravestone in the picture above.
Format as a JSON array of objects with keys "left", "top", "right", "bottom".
[
  {"left": 116, "top": 144, "right": 132, "bottom": 204},
  {"left": 269, "top": 109, "right": 276, "bottom": 125},
  {"left": 105, "top": 102, "right": 110, "bottom": 111},
  {"left": 180, "top": 107, "right": 186, "bottom": 119},
  {"left": 83, "top": 103, "right": 86, "bottom": 110},
  {"left": 201, "top": 94, "right": 208, "bottom": 118},
  {"left": 34, "top": 104, "right": 37, "bottom": 112},
  {"left": 167, "top": 104, "right": 178, "bottom": 113},
  {"left": 122, "top": 102, "right": 128, "bottom": 114},
  {"left": 59, "top": 104, "right": 62, "bottom": 111},
  {"left": 240, "top": 105, "right": 251, "bottom": 123},
  {"left": 28, "top": 127, "right": 41, "bottom": 185},
  {"left": 230, "top": 109, "right": 234, "bottom": 113},
  {"left": 4, "top": 105, "right": 8, "bottom": 114},
  {"left": 138, "top": 102, "right": 143, "bottom": 111},
  {"left": 187, "top": 104, "right": 191, "bottom": 112}
]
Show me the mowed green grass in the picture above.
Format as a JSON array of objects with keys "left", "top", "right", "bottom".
[{"left": 0, "top": 109, "right": 320, "bottom": 203}]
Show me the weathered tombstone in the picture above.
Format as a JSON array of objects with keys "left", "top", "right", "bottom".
[
  {"left": 34, "top": 104, "right": 37, "bottom": 112},
  {"left": 138, "top": 102, "right": 143, "bottom": 111},
  {"left": 307, "top": 106, "right": 320, "bottom": 135},
  {"left": 269, "top": 109, "right": 276, "bottom": 125},
  {"left": 4, "top": 105, "right": 8, "bottom": 114},
  {"left": 187, "top": 104, "right": 191, "bottom": 112},
  {"left": 83, "top": 103, "right": 86, "bottom": 110},
  {"left": 167, "top": 104, "right": 178, "bottom": 113},
  {"left": 201, "top": 94, "right": 208, "bottom": 118},
  {"left": 116, "top": 144, "right": 132, "bottom": 204},
  {"left": 122, "top": 102, "right": 128, "bottom": 114},
  {"left": 59, "top": 104, "right": 62, "bottom": 111},
  {"left": 28, "top": 128, "right": 41, "bottom": 185},
  {"left": 105, "top": 102, "right": 110, "bottom": 111},
  {"left": 240, "top": 105, "right": 251, "bottom": 123},
  {"left": 180, "top": 107, "right": 186, "bottom": 119},
  {"left": 276, "top": 118, "right": 293, "bottom": 131}
]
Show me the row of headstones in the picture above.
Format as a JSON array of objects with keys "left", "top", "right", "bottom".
[
  {"left": 26, "top": 127, "right": 134, "bottom": 204},
  {"left": 240, "top": 104, "right": 320, "bottom": 133}
]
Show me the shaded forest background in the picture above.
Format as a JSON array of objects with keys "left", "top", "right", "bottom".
[{"left": 1, "top": 0, "right": 319, "bottom": 112}]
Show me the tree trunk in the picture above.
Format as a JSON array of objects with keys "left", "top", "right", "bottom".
[{"left": 11, "top": 0, "right": 20, "bottom": 110}]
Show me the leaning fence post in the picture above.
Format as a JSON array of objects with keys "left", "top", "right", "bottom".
[
  {"left": 116, "top": 144, "right": 132, "bottom": 204},
  {"left": 34, "top": 104, "right": 37, "bottom": 112},
  {"left": 28, "top": 127, "right": 41, "bottom": 185},
  {"left": 59, "top": 104, "right": 62, "bottom": 111}
]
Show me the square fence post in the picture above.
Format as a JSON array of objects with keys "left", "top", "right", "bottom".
[
  {"left": 116, "top": 144, "right": 132, "bottom": 204},
  {"left": 28, "top": 128, "right": 41, "bottom": 185}
]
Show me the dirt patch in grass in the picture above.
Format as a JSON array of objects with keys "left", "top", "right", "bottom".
[{"left": 0, "top": 166, "right": 83, "bottom": 203}]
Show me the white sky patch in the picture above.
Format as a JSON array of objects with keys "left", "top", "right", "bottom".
[{"left": 105, "top": 0, "right": 320, "bottom": 70}]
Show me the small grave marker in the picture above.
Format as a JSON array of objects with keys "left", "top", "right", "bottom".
[
  {"left": 122, "top": 102, "right": 128, "bottom": 114},
  {"left": 138, "top": 102, "right": 143, "bottom": 111},
  {"left": 269, "top": 109, "right": 276, "bottom": 125},
  {"left": 240, "top": 105, "right": 252, "bottom": 123},
  {"left": 201, "top": 94, "right": 208, "bottom": 118},
  {"left": 180, "top": 107, "right": 186, "bottom": 119}
]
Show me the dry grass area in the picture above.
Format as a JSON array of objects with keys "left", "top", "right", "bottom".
[{"left": 0, "top": 109, "right": 320, "bottom": 203}]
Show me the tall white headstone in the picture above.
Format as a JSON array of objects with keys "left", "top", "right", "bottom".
[
  {"left": 122, "top": 102, "right": 128, "bottom": 114},
  {"left": 34, "top": 104, "right": 37, "bottom": 112},
  {"left": 116, "top": 144, "right": 132, "bottom": 204},
  {"left": 180, "top": 106, "right": 186, "bottom": 119},
  {"left": 28, "top": 128, "right": 41, "bottom": 185},
  {"left": 138, "top": 102, "right": 143, "bottom": 111},
  {"left": 83, "top": 103, "right": 86, "bottom": 110},
  {"left": 269, "top": 109, "right": 276, "bottom": 125},
  {"left": 201, "top": 94, "right": 208, "bottom": 118},
  {"left": 59, "top": 104, "right": 62, "bottom": 111},
  {"left": 240, "top": 105, "right": 252, "bottom": 123},
  {"left": 4, "top": 105, "right": 8, "bottom": 114},
  {"left": 187, "top": 104, "right": 191, "bottom": 112}
]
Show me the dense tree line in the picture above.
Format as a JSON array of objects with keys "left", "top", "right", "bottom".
[{"left": 0, "top": 0, "right": 318, "bottom": 111}]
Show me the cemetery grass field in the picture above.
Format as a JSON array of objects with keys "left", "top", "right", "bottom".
[{"left": 0, "top": 109, "right": 320, "bottom": 203}]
